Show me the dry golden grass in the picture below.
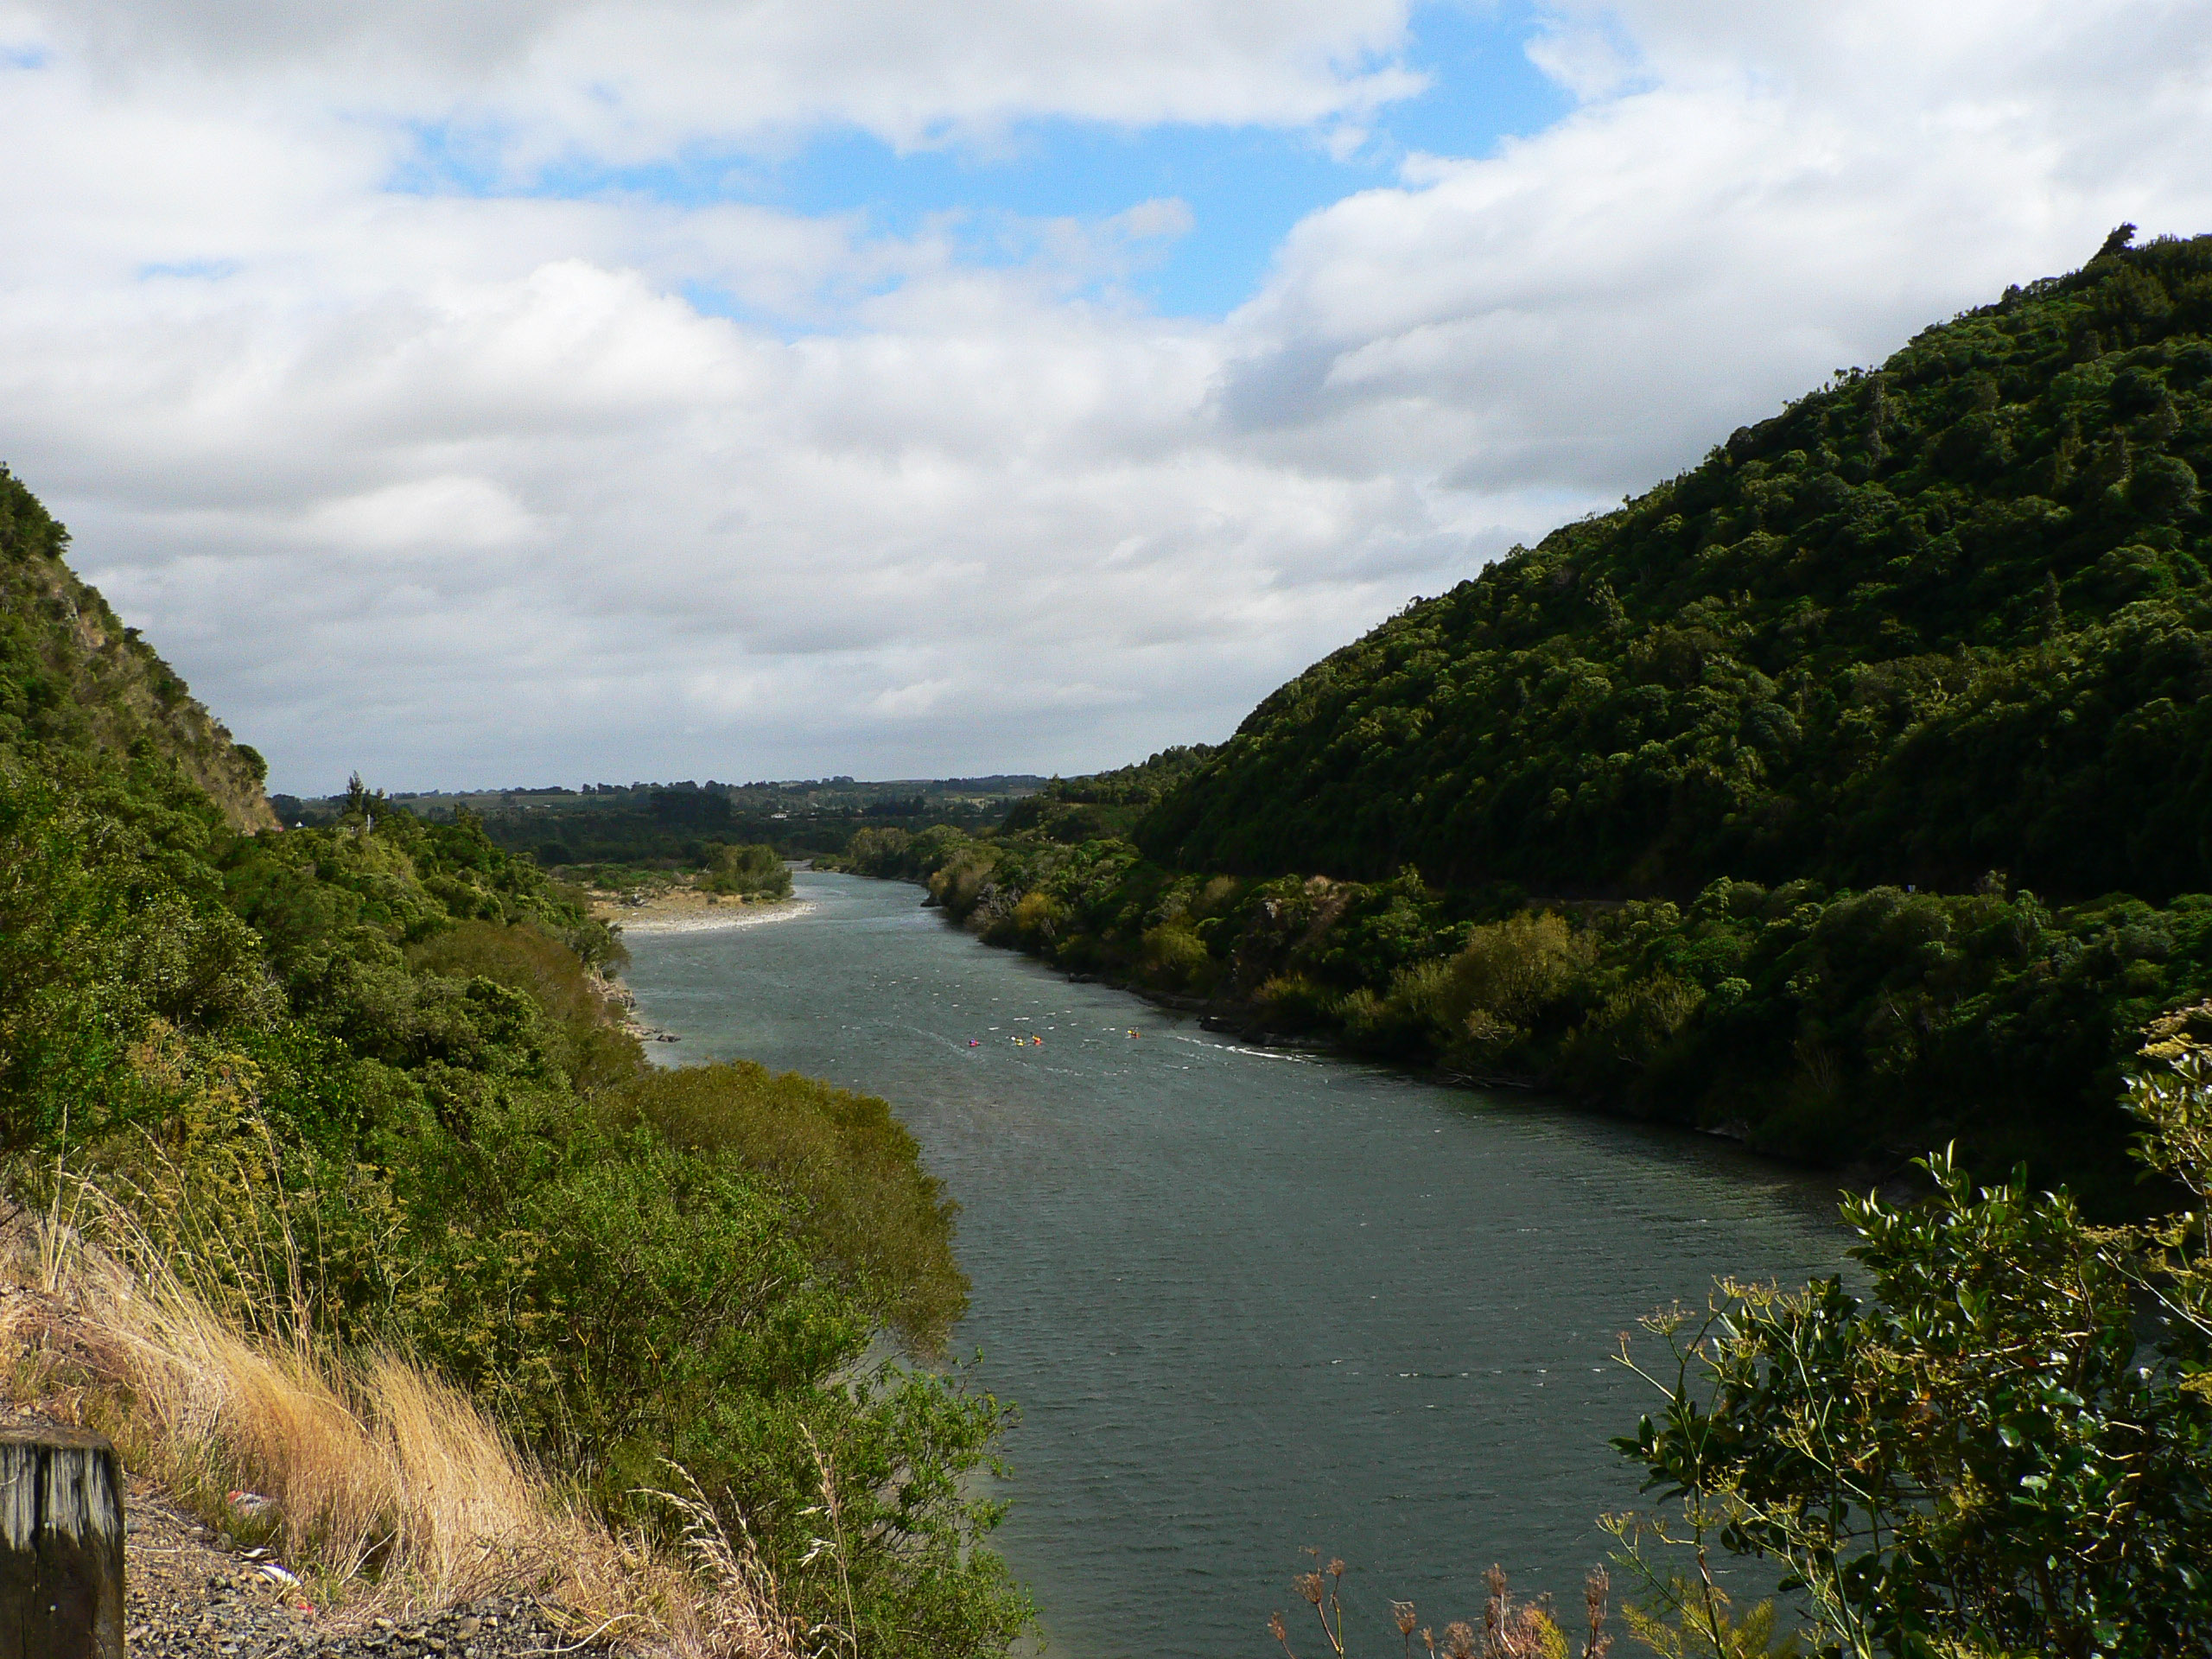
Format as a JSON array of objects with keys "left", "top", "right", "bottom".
[{"left": 0, "top": 1179, "right": 817, "bottom": 1659}]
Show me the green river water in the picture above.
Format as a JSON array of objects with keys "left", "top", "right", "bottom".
[{"left": 620, "top": 869, "right": 1851, "bottom": 1659}]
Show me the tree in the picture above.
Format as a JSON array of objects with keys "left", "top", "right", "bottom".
[{"left": 1614, "top": 1005, "right": 2212, "bottom": 1658}]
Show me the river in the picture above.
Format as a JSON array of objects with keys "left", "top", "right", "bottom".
[{"left": 620, "top": 869, "right": 1850, "bottom": 1659}]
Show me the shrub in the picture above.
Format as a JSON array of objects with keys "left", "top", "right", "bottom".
[
  {"left": 928, "top": 848, "right": 1000, "bottom": 918},
  {"left": 1011, "top": 889, "right": 1068, "bottom": 949},
  {"left": 407, "top": 920, "right": 644, "bottom": 1096},
  {"left": 1140, "top": 924, "right": 1215, "bottom": 994},
  {"left": 1253, "top": 974, "right": 1335, "bottom": 1031},
  {"left": 1613, "top": 1007, "right": 2212, "bottom": 1656},
  {"left": 1452, "top": 911, "right": 1595, "bottom": 1030},
  {"left": 607, "top": 1060, "right": 969, "bottom": 1353},
  {"left": 699, "top": 842, "right": 792, "bottom": 899},
  {"left": 1563, "top": 972, "right": 1705, "bottom": 1083}
]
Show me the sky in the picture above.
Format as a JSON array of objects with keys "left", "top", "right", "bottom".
[{"left": 2, "top": 2, "right": 2209, "bottom": 794}]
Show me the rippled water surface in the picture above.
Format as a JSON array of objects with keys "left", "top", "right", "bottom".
[{"left": 620, "top": 871, "right": 1847, "bottom": 1659}]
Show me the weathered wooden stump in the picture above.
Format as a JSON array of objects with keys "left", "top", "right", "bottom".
[{"left": 0, "top": 1427, "right": 124, "bottom": 1659}]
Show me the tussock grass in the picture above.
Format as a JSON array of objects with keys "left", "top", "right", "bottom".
[{"left": 0, "top": 1176, "right": 818, "bottom": 1658}]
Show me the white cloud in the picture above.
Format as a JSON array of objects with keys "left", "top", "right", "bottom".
[
  {"left": 22, "top": 0, "right": 1427, "bottom": 154},
  {"left": 1220, "top": 0, "right": 2212, "bottom": 491},
  {"left": 0, "top": 0, "right": 2207, "bottom": 791},
  {"left": 299, "top": 476, "right": 537, "bottom": 553}
]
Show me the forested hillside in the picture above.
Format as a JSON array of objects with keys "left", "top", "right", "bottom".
[
  {"left": 995, "top": 745, "right": 1217, "bottom": 843},
  {"left": 0, "top": 468, "right": 1027, "bottom": 1655},
  {"left": 1141, "top": 228, "right": 2212, "bottom": 901},
  {"left": 843, "top": 232, "right": 2212, "bottom": 1210}
]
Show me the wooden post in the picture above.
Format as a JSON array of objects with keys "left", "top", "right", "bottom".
[{"left": 0, "top": 1427, "right": 124, "bottom": 1659}]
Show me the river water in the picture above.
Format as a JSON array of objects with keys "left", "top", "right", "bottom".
[{"left": 620, "top": 870, "right": 1849, "bottom": 1659}]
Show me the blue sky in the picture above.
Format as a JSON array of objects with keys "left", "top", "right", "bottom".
[{"left": 396, "top": 3, "right": 1568, "bottom": 320}]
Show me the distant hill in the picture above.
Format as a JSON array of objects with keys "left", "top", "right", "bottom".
[
  {"left": 1140, "top": 229, "right": 2212, "bottom": 904},
  {"left": 1, "top": 467, "right": 277, "bottom": 833},
  {"left": 272, "top": 772, "right": 1051, "bottom": 867}
]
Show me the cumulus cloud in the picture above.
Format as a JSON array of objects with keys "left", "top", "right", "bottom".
[
  {"left": 1223, "top": 0, "right": 2212, "bottom": 491},
  {"left": 0, "top": 0, "right": 2206, "bottom": 791}
]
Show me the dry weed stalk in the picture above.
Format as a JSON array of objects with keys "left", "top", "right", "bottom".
[
  {"left": 0, "top": 1175, "right": 811, "bottom": 1658},
  {"left": 1270, "top": 1557, "right": 1612, "bottom": 1659},
  {"left": 633, "top": 1466, "right": 821, "bottom": 1659}
]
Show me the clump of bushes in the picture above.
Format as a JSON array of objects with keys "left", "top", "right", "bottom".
[
  {"left": 699, "top": 841, "right": 792, "bottom": 899},
  {"left": 1611, "top": 1008, "right": 2212, "bottom": 1655}
]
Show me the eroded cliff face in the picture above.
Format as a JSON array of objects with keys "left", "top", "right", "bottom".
[{"left": 1, "top": 467, "right": 280, "bottom": 834}]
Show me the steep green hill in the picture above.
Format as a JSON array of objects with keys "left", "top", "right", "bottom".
[
  {"left": 2, "top": 466, "right": 278, "bottom": 832},
  {"left": 1140, "top": 229, "right": 2212, "bottom": 902}
]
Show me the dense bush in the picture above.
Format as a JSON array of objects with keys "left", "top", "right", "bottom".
[
  {"left": 700, "top": 840, "right": 793, "bottom": 899},
  {"left": 607, "top": 1060, "right": 970, "bottom": 1351},
  {"left": 1614, "top": 1007, "right": 2212, "bottom": 1656},
  {"left": 995, "top": 745, "right": 1217, "bottom": 842}
]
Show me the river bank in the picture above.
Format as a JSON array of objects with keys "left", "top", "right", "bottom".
[
  {"left": 828, "top": 823, "right": 2185, "bottom": 1213},
  {"left": 864, "top": 871, "right": 1945, "bottom": 1206},
  {"left": 586, "top": 883, "right": 815, "bottom": 931}
]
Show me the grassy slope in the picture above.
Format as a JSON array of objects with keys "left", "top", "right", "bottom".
[{"left": 1, "top": 466, "right": 279, "bottom": 833}]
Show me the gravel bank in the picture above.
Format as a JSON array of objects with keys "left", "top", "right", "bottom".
[
  {"left": 99, "top": 1452, "right": 613, "bottom": 1657},
  {"left": 19, "top": 1433, "right": 614, "bottom": 1659}
]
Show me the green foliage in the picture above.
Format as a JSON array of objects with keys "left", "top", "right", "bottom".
[
  {"left": 407, "top": 919, "right": 646, "bottom": 1096},
  {"left": 0, "top": 466, "right": 1029, "bottom": 1655},
  {"left": 0, "top": 744, "right": 276, "bottom": 1151},
  {"left": 607, "top": 1061, "right": 969, "bottom": 1353},
  {"left": 699, "top": 841, "right": 793, "bottom": 899},
  {"left": 1611, "top": 1018, "right": 2212, "bottom": 1658},
  {"left": 998, "top": 745, "right": 1218, "bottom": 842},
  {"left": 1453, "top": 912, "right": 1598, "bottom": 1052},
  {"left": 0, "top": 465, "right": 275, "bottom": 830},
  {"left": 1140, "top": 236, "right": 2212, "bottom": 905},
  {"left": 1612, "top": 1566, "right": 1801, "bottom": 1659}
]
